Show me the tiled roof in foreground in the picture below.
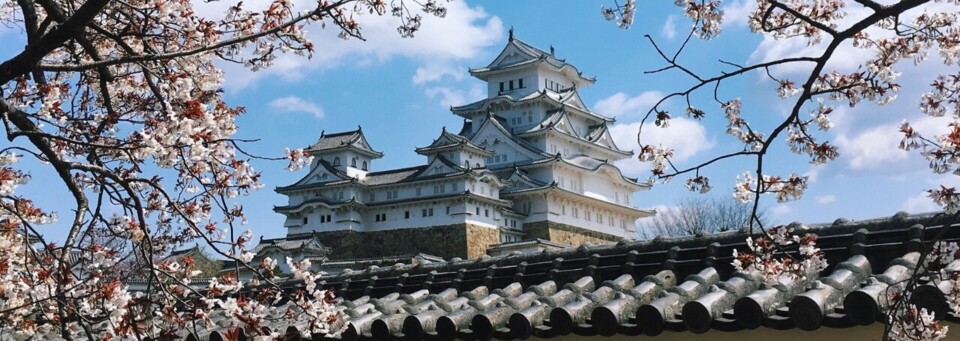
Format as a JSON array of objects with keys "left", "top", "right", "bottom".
[{"left": 171, "top": 212, "right": 960, "bottom": 340}]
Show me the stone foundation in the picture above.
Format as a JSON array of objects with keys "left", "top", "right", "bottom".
[
  {"left": 524, "top": 221, "right": 621, "bottom": 246},
  {"left": 466, "top": 224, "right": 501, "bottom": 259},
  {"left": 295, "top": 221, "right": 615, "bottom": 260},
  {"left": 305, "top": 223, "right": 500, "bottom": 260}
]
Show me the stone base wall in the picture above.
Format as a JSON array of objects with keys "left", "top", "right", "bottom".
[
  {"left": 309, "top": 223, "right": 500, "bottom": 260},
  {"left": 524, "top": 221, "right": 622, "bottom": 246},
  {"left": 466, "top": 224, "right": 501, "bottom": 259}
]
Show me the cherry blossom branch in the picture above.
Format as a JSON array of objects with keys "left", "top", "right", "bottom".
[{"left": 34, "top": 0, "right": 353, "bottom": 73}]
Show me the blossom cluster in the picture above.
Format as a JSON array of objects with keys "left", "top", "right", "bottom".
[
  {"left": 676, "top": 0, "right": 724, "bottom": 39},
  {"left": 733, "top": 171, "right": 808, "bottom": 203},
  {"left": 889, "top": 305, "right": 949, "bottom": 341},
  {"left": 638, "top": 144, "right": 674, "bottom": 178},
  {"left": 600, "top": 0, "right": 635, "bottom": 29},
  {"left": 731, "top": 225, "right": 827, "bottom": 285},
  {"left": 722, "top": 98, "right": 765, "bottom": 152},
  {"left": 285, "top": 147, "right": 314, "bottom": 171},
  {"left": 747, "top": 0, "right": 846, "bottom": 45}
]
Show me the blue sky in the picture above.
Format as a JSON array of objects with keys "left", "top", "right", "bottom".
[{"left": 1, "top": 1, "right": 950, "bottom": 243}]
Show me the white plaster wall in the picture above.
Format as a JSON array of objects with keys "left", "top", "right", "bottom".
[
  {"left": 544, "top": 137, "right": 583, "bottom": 158},
  {"left": 536, "top": 68, "right": 573, "bottom": 92},
  {"left": 485, "top": 69, "right": 538, "bottom": 98},
  {"left": 546, "top": 196, "right": 635, "bottom": 238}
]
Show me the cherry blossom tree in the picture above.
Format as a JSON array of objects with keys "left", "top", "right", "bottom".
[
  {"left": 0, "top": 0, "right": 448, "bottom": 339},
  {"left": 603, "top": 0, "right": 960, "bottom": 340}
]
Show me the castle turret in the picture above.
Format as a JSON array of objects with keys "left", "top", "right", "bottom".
[{"left": 306, "top": 126, "right": 382, "bottom": 179}]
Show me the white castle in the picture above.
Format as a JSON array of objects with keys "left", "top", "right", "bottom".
[{"left": 269, "top": 32, "right": 653, "bottom": 261}]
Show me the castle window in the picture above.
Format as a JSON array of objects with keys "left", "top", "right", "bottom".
[
  {"left": 573, "top": 208, "right": 579, "bottom": 219},
  {"left": 375, "top": 213, "right": 386, "bottom": 222},
  {"left": 476, "top": 207, "right": 480, "bottom": 215},
  {"left": 451, "top": 183, "right": 457, "bottom": 192},
  {"left": 351, "top": 158, "right": 357, "bottom": 167},
  {"left": 337, "top": 191, "right": 344, "bottom": 200},
  {"left": 485, "top": 209, "right": 489, "bottom": 217},
  {"left": 465, "top": 161, "right": 470, "bottom": 169},
  {"left": 519, "top": 78, "right": 524, "bottom": 88},
  {"left": 333, "top": 157, "right": 341, "bottom": 166},
  {"left": 369, "top": 193, "right": 375, "bottom": 202},
  {"left": 405, "top": 211, "right": 410, "bottom": 219},
  {"left": 362, "top": 161, "right": 368, "bottom": 170},
  {"left": 446, "top": 206, "right": 450, "bottom": 214},
  {"left": 499, "top": 82, "right": 504, "bottom": 92},
  {"left": 303, "top": 217, "right": 308, "bottom": 225},
  {"left": 422, "top": 208, "right": 434, "bottom": 217},
  {"left": 476, "top": 163, "right": 480, "bottom": 168},
  {"left": 416, "top": 188, "right": 421, "bottom": 196}
]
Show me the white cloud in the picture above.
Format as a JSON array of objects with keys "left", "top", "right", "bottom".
[
  {"left": 268, "top": 96, "right": 325, "bottom": 119},
  {"left": 200, "top": 1, "right": 503, "bottom": 90},
  {"left": 412, "top": 63, "right": 465, "bottom": 85},
  {"left": 835, "top": 114, "right": 950, "bottom": 171},
  {"left": 802, "top": 165, "right": 823, "bottom": 184},
  {"left": 594, "top": 91, "right": 664, "bottom": 120},
  {"left": 834, "top": 123, "right": 909, "bottom": 170},
  {"left": 425, "top": 84, "right": 484, "bottom": 108},
  {"left": 902, "top": 191, "right": 939, "bottom": 214},
  {"left": 722, "top": 0, "right": 752, "bottom": 28},
  {"left": 661, "top": 16, "right": 677, "bottom": 40},
  {"left": 769, "top": 204, "right": 793, "bottom": 217},
  {"left": 609, "top": 118, "right": 713, "bottom": 177},
  {"left": 815, "top": 194, "right": 836, "bottom": 205}
]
